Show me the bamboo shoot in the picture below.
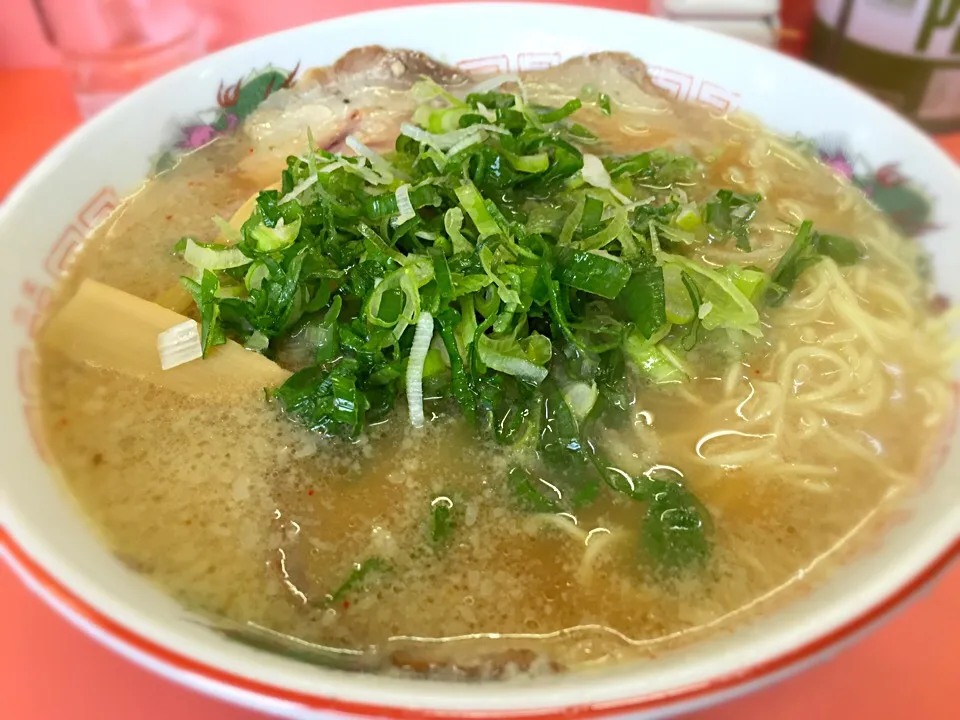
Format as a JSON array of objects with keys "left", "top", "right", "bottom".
[{"left": 42, "top": 279, "right": 290, "bottom": 397}]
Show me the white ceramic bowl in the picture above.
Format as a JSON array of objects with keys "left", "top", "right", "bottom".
[{"left": 1, "top": 4, "right": 958, "bottom": 718}]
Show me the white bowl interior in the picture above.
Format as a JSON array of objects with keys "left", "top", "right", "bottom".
[{"left": 1, "top": 4, "right": 958, "bottom": 717}]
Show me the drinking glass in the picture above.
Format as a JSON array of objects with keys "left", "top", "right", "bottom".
[{"left": 32, "top": 0, "right": 207, "bottom": 118}]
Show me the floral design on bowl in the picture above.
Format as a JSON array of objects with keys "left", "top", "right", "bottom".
[
  {"left": 816, "top": 137, "right": 935, "bottom": 238},
  {"left": 152, "top": 63, "right": 300, "bottom": 173}
]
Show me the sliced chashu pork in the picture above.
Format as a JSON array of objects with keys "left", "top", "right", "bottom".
[
  {"left": 239, "top": 46, "right": 472, "bottom": 185},
  {"left": 518, "top": 53, "right": 684, "bottom": 153},
  {"left": 238, "top": 48, "right": 682, "bottom": 186}
]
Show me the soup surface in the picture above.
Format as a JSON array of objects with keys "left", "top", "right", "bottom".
[{"left": 37, "top": 49, "right": 955, "bottom": 677}]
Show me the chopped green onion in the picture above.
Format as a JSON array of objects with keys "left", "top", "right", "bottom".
[
  {"left": 768, "top": 220, "right": 817, "bottom": 306},
  {"left": 662, "top": 263, "right": 695, "bottom": 325},
  {"left": 562, "top": 381, "right": 599, "bottom": 420},
  {"left": 309, "top": 297, "right": 342, "bottom": 364},
  {"left": 722, "top": 265, "right": 766, "bottom": 303},
  {"left": 558, "top": 249, "right": 631, "bottom": 299},
  {"left": 400, "top": 122, "right": 508, "bottom": 152},
  {"left": 477, "top": 333, "right": 549, "bottom": 384},
  {"left": 568, "top": 123, "right": 599, "bottom": 143},
  {"left": 445, "top": 129, "right": 488, "bottom": 158},
  {"left": 680, "top": 271, "right": 703, "bottom": 350},
  {"left": 249, "top": 216, "right": 301, "bottom": 253},
  {"left": 183, "top": 239, "right": 250, "bottom": 271},
  {"left": 598, "top": 92, "right": 612, "bottom": 115},
  {"left": 244, "top": 261, "right": 270, "bottom": 291},
  {"left": 537, "top": 98, "right": 582, "bottom": 123},
  {"left": 640, "top": 478, "right": 710, "bottom": 569},
  {"left": 444, "top": 208, "right": 474, "bottom": 254},
  {"left": 430, "top": 495, "right": 457, "bottom": 546},
  {"left": 507, "top": 466, "right": 562, "bottom": 513},
  {"left": 244, "top": 330, "right": 270, "bottom": 352},
  {"left": 358, "top": 223, "right": 407, "bottom": 266},
  {"left": 703, "top": 189, "right": 762, "bottom": 251},
  {"left": 345, "top": 134, "right": 401, "bottom": 183},
  {"left": 559, "top": 194, "right": 587, "bottom": 246},
  {"left": 624, "top": 335, "right": 687, "bottom": 383},
  {"left": 619, "top": 266, "right": 667, "bottom": 339},
  {"left": 579, "top": 206, "right": 628, "bottom": 251},
  {"left": 814, "top": 233, "right": 861, "bottom": 266},
  {"left": 406, "top": 310, "right": 435, "bottom": 428},
  {"left": 279, "top": 174, "right": 318, "bottom": 205},
  {"left": 768, "top": 222, "right": 862, "bottom": 306},
  {"left": 326, "top": 558, "right": 388, "bottom": 605},
  {"left": 581, "top": 154, "right": 633, "bottom": 205},
  {"left": 393, "top": 184, "right": 416, "bottom": 226},
  {"left": 455, "top": 183, "right": 501, "bottom": 238},
  {"left": 661, "top": 254, "right": 760, "bottom": 336},
  {"left": 157, "top": 319, "right": 202, "bottom": 370},
  {"left": 479, "top": 246, "right": 521, "bottom": 306},
  {"left": 505, "top": 151, "right": 550, "bottom": 173},
  {"left": 430, "top": 247, "right": 453, "bottom": 300},
  {"left": 675, "top": 206, "right": 701, "bottom": 232},
  {"left": 436, "top": 308, "right": 476, "bottom": 423}
]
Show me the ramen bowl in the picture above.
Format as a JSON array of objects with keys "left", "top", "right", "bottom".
[{"left": 1, "top": 4, "right": 958, "bottom": 718}]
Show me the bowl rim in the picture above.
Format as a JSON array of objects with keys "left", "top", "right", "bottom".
[
  {"left": 2, "top": 527, "right": 957, "bottom": 719},
  {"left": 2, "top": 2, "right": 960, "bottom": 718}
]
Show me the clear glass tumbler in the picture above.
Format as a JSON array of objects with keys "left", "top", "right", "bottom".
[{"left": 32, "top": 0, "right": 206, "bottom": 118}]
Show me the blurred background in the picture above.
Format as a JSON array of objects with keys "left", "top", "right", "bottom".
[
  {"left": 0, "top": 1, "right": 773, "bottom": 68},
  {"left": 6, "top": 1, "right": 959, "bottom": 129},
  {"left": 4, "top": 1, "right": 811, "bottom": 119},
  {"left": 4, "top": 1, "right": 812, "bottom": 69}
]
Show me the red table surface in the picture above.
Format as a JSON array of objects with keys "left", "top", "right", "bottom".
[{"left": 2, "top": 59, "right": 959, "bottom": 720}]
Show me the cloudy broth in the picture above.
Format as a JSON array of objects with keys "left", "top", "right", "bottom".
[{"left": 37, "top": 55, "right": 954, "bottom": 676}]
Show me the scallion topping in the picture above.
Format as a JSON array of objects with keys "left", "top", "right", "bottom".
[{"left": 175, "top": 73, "right": 861, "bottom": 570}]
